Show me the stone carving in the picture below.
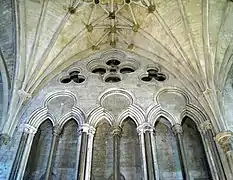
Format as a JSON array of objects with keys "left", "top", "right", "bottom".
[
  {"left": 172, "top": 124, "right": 183, "bottom": 135},
  {"left": 215, "top": 131, "right": 233, "bottom": 155}
]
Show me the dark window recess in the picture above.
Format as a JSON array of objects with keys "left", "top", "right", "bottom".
[
  {"left": 92, "top": 68, "right": 106, "bottom": 75},
  {"left": 141, "top": 68, "right": 166, "bottom": 82},
  {"left": 69, "top": 71, "right": 80, "bottom": 79},
  {"left": 60, "top": 71, "right": 85, "bottom": 84},
  {"left": 154, "top": 73, "right": 166, "bottom": 81},
  {"left": 110, "top": 68, "right": 117, "bottom": 72},
  {"left": 141, "top": 76, "right": 152, "bottom": 82},
  {"left": 105, "top": 76, "right": 121, "bottom": 83},
  {"left": 72, "top": 75, "right": 85, "bottom": 83},
  {"left": 106, "top": 59, "right": 121, "bottom": 66},
  {"left": 60, "top": 76, "right": 71, "bottom": 83},
  {"left": 94, "top": 0, "right": 99, "bottom": 4},
  {"left": 120, "top": 67, "right": 135, "bottom": 74},
  {"left": 147, "top": 68, "right": 158, "bottom": 76}
]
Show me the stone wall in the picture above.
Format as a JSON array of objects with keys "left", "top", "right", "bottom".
[
  {"left": 155, "top": 119, "right": 183, "bottom": 180},
  {"left": 24, "top": 120, "right": 53, "bottom": 180},
  {"left": 120, "top": 119, "right": 141, "bottom": 180},
  {"left": 182, "top": 118, "right": 212, "bottom": 179},
  {"left": 0, "top": 73, "right": 3, "bottom": 125},
  {"left": 0, "top": 0, "right": 15, "bottom": 82},
  {"left": 91, "top": 121, "right": 113, "bottom": 179},
  {"left": 0, "top": 128, "right": 22, "bottom": 179},
  {"left": 53, "top": 120, "right": 78, "bottom": 179}
]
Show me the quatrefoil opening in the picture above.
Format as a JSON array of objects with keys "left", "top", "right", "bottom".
[
  {"left": 141, "top": 68, "right": 166, "bottom": 82},
  {"left": 60, "top": 70, "right": 85, "bottom": 84},
  {"left": 90, "top": 58, "right": 136, "bottom": 83}
]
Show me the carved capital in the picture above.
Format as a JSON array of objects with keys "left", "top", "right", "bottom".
[
  {"left": 172, "top": 124, "right": 183, "bottom": 135},
  {"left": 24, "top": 124, "right": 37, "bottom": 135},
  {"left": 215, "top": 131, "right": 233, "bottom": 155},
  {"left": 53, "top": 125, "right": 61, "bottom": 136},
  {"left": 200, "top": 120, "right": 212, "bottom": 133},
  {"left": 137, "top": 123, "right": 154, "bottom": 134},
  {"left": 80, "top": 124, "right": 96, "bottom": 135},
  {"left": 18, "top": 89, "right": 32, "bottom": 100},
  {"left": 0, "top": 133, "right": 11, "bottom": 146},
  {"left": 111, "top": 125, "right": 122, "bottom": 137}
]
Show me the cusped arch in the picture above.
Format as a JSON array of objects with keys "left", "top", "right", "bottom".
[
  {"left": 154, "top": 87, "right": 191, "bottom": 104},
  {"left": 87, "top": 105, "right": 115, "bottom": 127},
  {"left": 58, "top": 106, "right": 85, "bottom": 129},
  {"left": 99, "top": 88, "right": 135, "bottom": 106},
  {"left": 118, "top": 104, "right": 146, "bottom": 127},
  {"left": 27, "top": 107, "right": 56, "bottom": 130},
  {"left": 147, "top": 104, "right": 177, "bottom": 126},
  {"left": 181, "top": 104, "right": 209, "bottom": 131},
  {"left": 43, "top": 91, "right": 77, "bottom": 107}
]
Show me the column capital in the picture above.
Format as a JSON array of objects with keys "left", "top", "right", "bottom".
[
  {"left": 111, "top": 125, "right": 122, "bottom": 137},
  {"left": 200, "top": 120, "right": 212, "bottom": 133},
  {"left": 24, "top": 124, "right": 37, "bottom": 135},
  {"left": 215, "top": 131, "right": 233, "bottom": 155},
  {"left": 80, "top": 124, "right": 96, "bottom": 135},
  {"left": 172, "top": 124, "right": 183, "bottom": 135},
  {"left": 53, "top": 125, "right": 61, "bottom": 136},
  {"left": 137, "top": 123, "right": 154, "bottom": 134}
]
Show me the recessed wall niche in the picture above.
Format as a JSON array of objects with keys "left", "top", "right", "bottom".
[
  {"left": 60, "top": 69, "right": 86, "bottom": 84},
  {"left": 140, "top": 67, "right": 167, "bottom": 83},
  {"left": 86, "top": 52, "right": 139, "bottom": 83}
]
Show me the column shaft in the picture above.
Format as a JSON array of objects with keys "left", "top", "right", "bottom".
[
  {"left": 10, "top": 132, "right": 28, "bottom": 179},
  {"left": 45, "top": 126, "right": 61, "bottom": 180},
  {"left": 85, "top": 132, "right": 95, "bottom": 180},
  {"left": 16, "top": 124, "right": 37, "bottom": 180},
  {"left": 215, "top": 131, "right": 233, "bottom": 177},
  {"left": 138, "top": 131, "right": 148, "bottom": 180},
  {"left": 172, "top": 124, "right": 189, "bottom": 180},
  {"left": 77, "top": 132, "right": 88, "bottom": 180},
  {"left": 150, "top": 131, "right": 160, "bottom": 180},
  {"left": 112, "top": 125, "right": 122, "bottom": 180},
  {"left": 144, "top": 131, "right": 155, "bottom": 179},
  {"left": 207, "top": 130, "right": 226, "bottom": 179},
  {"left": 74, "top": 129, "right": 83, "bottom": 180}
]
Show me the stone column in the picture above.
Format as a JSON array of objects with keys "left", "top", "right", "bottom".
[
  {"left": 77, "top": 124, "right": 95, "bottom": 180},
  {"left": 137, "top": 125, "right": 148, "bottom": 180},
  {"left": 149, "top": 127, "right": 160, "bottom": 180},
  {"left": 16, "top": 124, "right": 37, "bottom": 180},
  {"left": 85, "top": 125, "right": 96, "bottom": 180},
  {"left": 215, "top": 131, "right": 233, "bottom": 174},
  {"left": 172, "top": 124, "right": 189, "bottom": 180},
  {"left": 111, "top": 125, "right": 122, "bottom": 180},
  {"left": 45, "top": 125, "right": 61, "bottom": 180},
  {"left": 200, "top": 121, "right": 226, "bottom": 180},
  {"left": 74, "top": 127, "right": 83, "bottom": 180},
  {"left": 137, "top": 123, "right": 156, "bottom": 180}
]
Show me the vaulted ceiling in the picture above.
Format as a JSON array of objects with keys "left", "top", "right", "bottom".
[
  {"left": 13, "top": 0, "right": 232, "bottom": 95},
  {"left": 1, "top": 0, "right": 233, "bottom": 137}
]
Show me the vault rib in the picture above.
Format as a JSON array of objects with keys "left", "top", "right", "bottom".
[
  {"left": 116, "top": 30, "right": 130, "bottom": 45},
  {"left": 128, "top": 4, "right": 138, "bottom": 25},
  {"left": 29, "top": 28, "right": 88, "bottom": 91},
  {"left": 152, "top": 10, "right": 205, "bottom": 91},
  {"left": 94, "top": 30, "right": 110, "bottom": 47},
  {"left": 176, "top": 0, "right": 205, "bottom": 82},
  {"left": 25, "top": 12, "right": 71, "bottom": 92},
  {"left": 216, "top": 2, "right": 233, "bottom": 88},
  {"left": 214, "top": 1, "right": 229, "bottom": 76},
  {"left": 22, "top": 0, "right": 49, "bottom": 90},
  {"left": 137, "top": 29, "right": 203, "bottom": 93},
  {"left": 202, "top": 0, "right": 213, "bottom": 87},
  {"left": 219, "top": 39, "right": 233, "bottom": 91},
  {"left": 87, "top": 4, "right": 96, "bottom": 25}
]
